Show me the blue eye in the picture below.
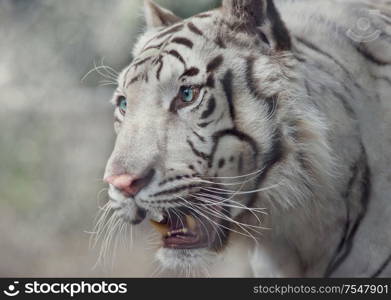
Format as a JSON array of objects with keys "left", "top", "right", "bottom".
[
  {"left": 117, "top": 96, "right": 127, "bottom": 115},
  {"left": 180, "top": 86, "right": 200, "bottom": 104},
  {"left": 181, "top": 87, "right": 194, "bottom": 102}
]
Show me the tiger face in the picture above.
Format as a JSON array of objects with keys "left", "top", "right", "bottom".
[{"left": 103, "top": 0, "right": 297, "bottom": 270}]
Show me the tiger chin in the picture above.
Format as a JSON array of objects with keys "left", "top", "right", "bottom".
[{"left": 101, "top": 0, "right": 391, "bottom": 277}]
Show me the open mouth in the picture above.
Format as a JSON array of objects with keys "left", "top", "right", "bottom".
[{"left": 150, "top": 206, "right": 228, "bottom": 250}]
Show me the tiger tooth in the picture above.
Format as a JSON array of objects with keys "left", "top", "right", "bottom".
[
  {"left": 150, "top": 220, "right": 170, "bottom": 236},
  {"left": 149, "top": 212, "right": 164, "bottom": 223},
  {"left": 185, "top": 215, "right": 197, "bottom": 231}
]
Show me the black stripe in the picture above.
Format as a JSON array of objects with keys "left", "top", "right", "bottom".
[
  {"left": 309, "top": 58, "right": 361, "bottom": 105},
  {"left": 324, "top": 161, "right": 360, "bottom": 277},
  {"left": 295, "top": 36, "right": 352, "bottom": 76},
  {"left": 181, "top": 67, "right": 199, "bottom": 78},
  {"left": 165, "top": 50, "right": 186, "bottom": 67},
  {"left": 156, "top": 24, "right": 184, "bottom": 39},
  {"left": 190, "top": 92, "right": 207, "bottom": 112},
  {"left": 331, "top": 89, "right": 356, "bottom": 118},
  {"left": 381, "top": 17, "right": 391, "bottom": 27},
  {"left": 265, "top": 96, "right": 278, "bottom": 116},
  {"left": 246, "top": 57, "right": 276, "bottom": 115},
  {"left": 141, "top": 35, "right": 171, "bottom": 54},
  {"left": 214, "top": 36, "right": 227, "bottom": 49},
  {"left": 266, "top": 0, "right": 292, "bottom": 50},
  {"left": 246, "top": 129, "right": 285, "bottom": 209},
  {"left": 371, "top": 254, "right": 391, "bottom": 278},
  {"left": 210, "top": 128, "right": 259, "bottom": 169},
  {"left": 139, "top": 197, "right": 184, "bottom": 205},
  {"left": 171, "top": 37, "right": 193, "bottom": 49},
  {"left": 142, "top": 43, "right": 164, "bottom": 53},
  {"left": 187, "top": 22, "right": 203, "bottom": 36},
  {"left": 218, "top": 158, "right": 225, "bottom": 169},
  {"left": 207, "top": 55, "right": 224, "bottom": 73},
  {"left": 221, "top": 70, "right": 235, "bottom": 122},
  {"left": 293, "top": 52, "right": 306, "bottom": 63},
  {"left": 126, "top": 75, "right": 140, "bottom": 88},
  {"left": 133, "top": 56, "right": 153, "bottom": 68},
  {"left": 325, "top": 147, "right": 371, "bottom": 277},
  {"left": 245, "top": 57, "right": 261, "bottom": 97},
  {"left": 375, "top": 29, "right": 391, "bottom": 43},
  {"left": 192, "top": 130, "right": 206, "bottom": 143},
  {"left": 197, "top": 120, "right": 214, "bottom": 128},
  {"left": 257, "top": 30, "right": 270, "bottom": 46},
  {"left": 194, "top": 13, "right": 212, "bottom": 19},
  {"left": 354, "top": 44, "right": 390, "bottom": 66},
  {"left": 214, "top": 112, "right": 225, "bottom": 125},
  {"left": 158, "top": 174, "right": 196, "bottom": 187},
  {"left": 156, "top": 56, "right": 163, "bottom": 80},
  {"left": 257, "top": 130, "right": 283, "bottom": 181},
  {"left": 169, "top": 96, "right": 178, "bottom": 113},
  {"left": 304, "top": 79, "right": 312, "bottom": 97},
  {"left": 151, "top": 184, "right": 200, "bottom": 197},
  {"left": 238, "top": 153, "right": 244, "bottom": 173},
  {"left": 373, "top": 75, "right": 391, "bottom": 86},
  {"left": 295, "top": 36, "right": 366, "bottom": 93},
  {"left": 200, "top": 96, "right": 216, "bottom": 119},
  {"left": 206, "top": 74, "right": 215, "bottom": 88},
  {"left": 187, "top": 139, "right": 210, "bottom": 162}
]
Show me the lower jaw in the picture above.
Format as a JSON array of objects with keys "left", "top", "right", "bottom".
[
  {"left": 155, "top": 247, "right": 218, "bottom": 271},
  {"left": 163, "top": 238, "right": 210, "bottom": 250},
  {"left": 161, "top": 226, "right": 220, "bottom": 250},
  {"left": 164, "top": 244, "right": 208, "bottom": 250}
]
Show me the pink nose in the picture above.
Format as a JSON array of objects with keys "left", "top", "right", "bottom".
[
  {"left": 104, "top": 170, "right": 155, "bottom": 197},
  {"left": 105, "top": 174, "right": 138, "bottom": 196}
]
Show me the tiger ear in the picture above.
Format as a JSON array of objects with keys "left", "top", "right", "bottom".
[
  {"left": 221, "top": 0, "right": 291, "bottom": 51},
  {"left": 144, "top": 0, "right": 182, "bottom": 28}
]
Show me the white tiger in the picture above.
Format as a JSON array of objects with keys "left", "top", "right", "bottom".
[{"left": 100, "top": 0, "right": 391, "bottom": 277}]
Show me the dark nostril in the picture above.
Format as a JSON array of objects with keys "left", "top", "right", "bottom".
[{"left": 132, "top": 168, "right": 155, "bottom": 193}]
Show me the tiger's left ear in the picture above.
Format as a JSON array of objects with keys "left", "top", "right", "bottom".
[
  {"left": 144, "top": 0, "right": 182, "bottom": 28},
  {"left": 222, "top": 0, "right": 291, "bottom": 51}
]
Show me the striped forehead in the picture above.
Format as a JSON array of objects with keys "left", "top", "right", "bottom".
[
  {"left": 141, "top": 13, "right": 216, "bottom": 54},
  {"left": 122, "top": 14, "right": 221, "bottom": 89}
]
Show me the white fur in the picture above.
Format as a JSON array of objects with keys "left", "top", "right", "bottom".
[{"left": 103, "top": 0, "right": 391, "bottom": 277}]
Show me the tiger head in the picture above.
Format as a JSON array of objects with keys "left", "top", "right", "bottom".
[{"left": 103, "top": 0, "right": 331, "bottom": 272}]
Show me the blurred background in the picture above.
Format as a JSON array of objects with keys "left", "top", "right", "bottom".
[{"left": 0, "top": 0, "right": 256, "bottom": 277}]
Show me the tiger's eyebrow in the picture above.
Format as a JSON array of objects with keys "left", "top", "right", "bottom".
[
  {"left": 171, "top": 37, "right": 194, "bottom": 49},
  {"left": 180, "top": 67, "right": 200, "bottom": 78},
  {"left": 207, "top": 55, "right": 224, "bottom": 73},
  {"left": 126, "top": 75, "right": 141, "bottom": 88}
]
